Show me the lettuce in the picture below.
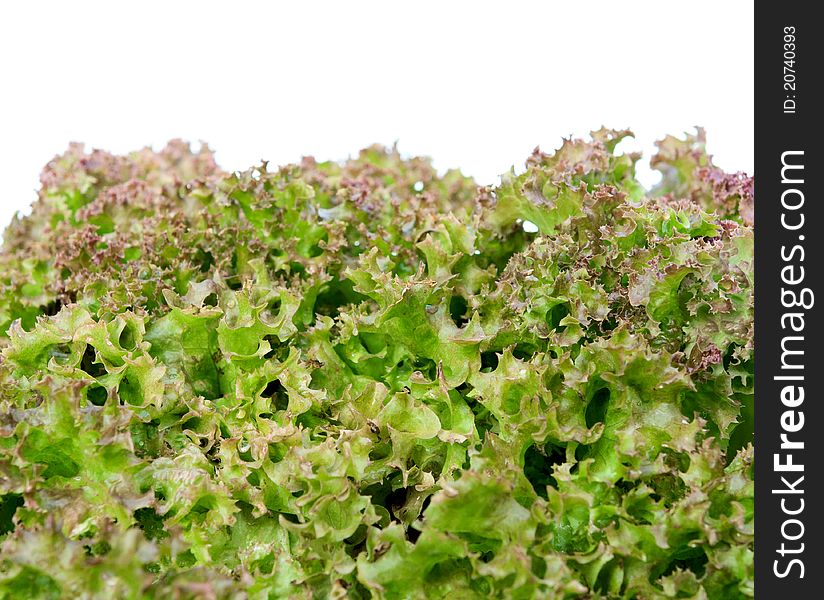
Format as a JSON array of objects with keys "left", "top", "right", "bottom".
[{"left": 0, "top": 130, "right": 753, "bottom": 598}]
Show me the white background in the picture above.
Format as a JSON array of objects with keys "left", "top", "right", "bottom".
[{"left": 0, "top": 1, "right": 753, "bottom": 231}]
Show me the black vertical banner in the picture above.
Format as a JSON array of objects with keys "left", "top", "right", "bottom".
[{"left": 755, "top": 3, "right": 823, "bottom": 596}]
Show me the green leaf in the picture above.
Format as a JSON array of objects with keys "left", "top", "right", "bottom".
[{"left": 0, "top": 131, "right": 753, "bottom": 598}]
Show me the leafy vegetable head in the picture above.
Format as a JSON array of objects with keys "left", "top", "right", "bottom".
[{"left": 0, "top": 130, "right": 753, "bottom": 598}]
